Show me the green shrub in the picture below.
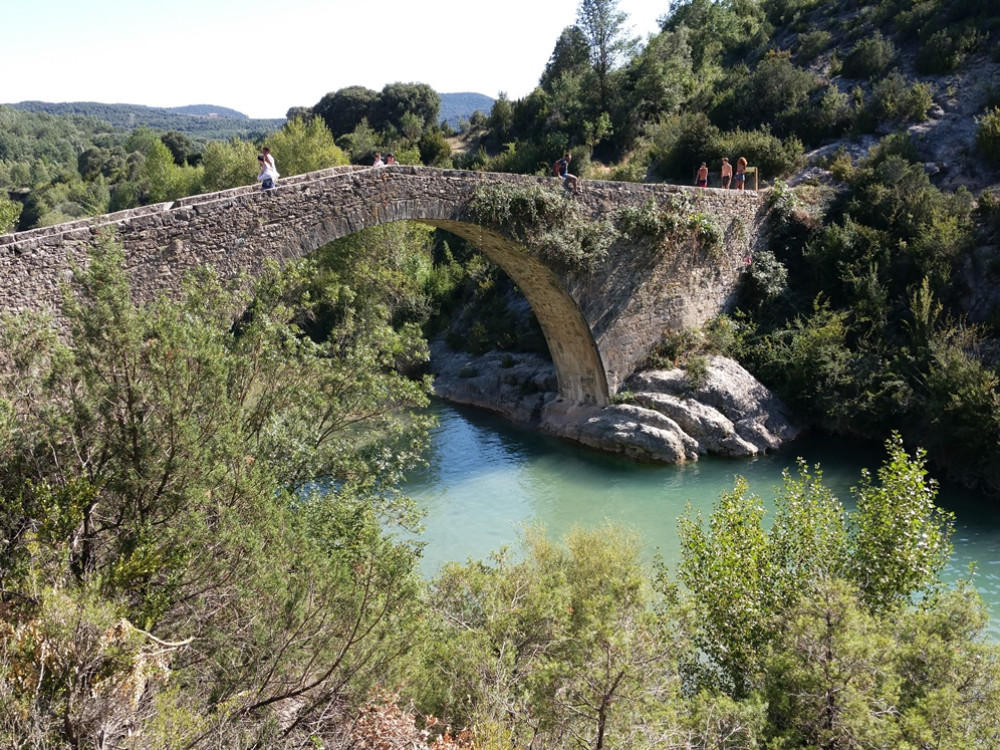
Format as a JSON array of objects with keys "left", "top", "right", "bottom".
[
  {"left": 743, "top": 250, "right": 789, "bottom": 309},
  {"left": 714, "top": 127, "right": 806, "bottom": 183},
  {"left": 793, "top": 84, "right": 855, "bottom": 144},
  {"left": 867, "top": 71, "right": 933, "bottom": 124},
  {"left": 467, "top": 182, "right": 617, "bottom": 272},
  {"left": 917, "top": 26, "right": 987, "bottom": 74},
  {"left": 685, "top": 353, "right": 710, "bottom": 388},
  {"left": 647, "top": 112, "right": 721, "bottom": 181},
  {"left": 977, "top": 107, "right": 1000, "bottom": 164},
  {"left": 795, "top": 30, "right": 832, "bottom": 62},
  {"left": 840, "top": 31, "right": 897, "bottom": 78}
]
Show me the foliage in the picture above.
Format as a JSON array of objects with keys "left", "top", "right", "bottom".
[
  {"left": 0, "top": 196, "right": 22, "bottom": 234},
  {"left": 540, "top": 26, "right": 592, "bottom": 94},
  {"left": 865, "top": 71, "right": 934, "bottom": 126},
  {"left": 713, "top": 51, "right": 823, "bottom": 138},
  {"left": 648, "top": 112, "right": 804, "bottom": 183},
  {"left": 264, "top": 115, "right": 348, "bottom": 176},
  {"left": 467, "top": 182, "right": 617, "bottom": 272},
  {"left": 0, "top": 237, "right": 432, "bottom": 746},
  {"left": 199, "top": 137, "right": 260, "bottom": 192},
  {"left": 840, "top": 31, "right": 897, "bottom": 79},
  {"left": 978, "top": 107, "right": 1000, "bottom": 164},
  {"left": 679, "top": 436, "right": 956, "bottom": 693},
  {"left": 743, "top": 249, "right": 789, "bottom": 309},
  {"left": 616, "top": 195, "right": 721, "bottom": 256},
  {"left": 576, "top": 0, "right": 639, "bottom": 111},
  {"left": 313, "top": 85, "right": 380, "bottom": 138},
  {"left": 369, "top": 83, "right": 441, "bottom": 135},
  {"left": 413, "top": 447, "right": 1000, "bottom": 748},
  {"left": 418, "top": 525, "right": 676, "bottom": 750}
]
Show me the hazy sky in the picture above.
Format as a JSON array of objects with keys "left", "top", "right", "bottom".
[{"left": 9, "top": 0, "right": 671, "bottom": 119}]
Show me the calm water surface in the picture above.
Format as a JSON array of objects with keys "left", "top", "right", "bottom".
[{"left": 403, "top": 400, "right": 1000, "bottom": 627}]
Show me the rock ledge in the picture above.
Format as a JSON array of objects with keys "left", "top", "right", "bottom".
[{"left": 430, "top": 342, "right": 801, "bottom": 462}]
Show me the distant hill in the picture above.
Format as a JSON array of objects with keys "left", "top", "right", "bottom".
[
  {"left": 8, "top": 96, "right": 494, "bottom": 139},
  {"left": 440, "top": 93, "right": 495, "bottom": 129},
  {"left": 165, "top": 104, "right": 249, "bottom": 119},
  {"left": 5, "top": 101, "right": 285, "bottom": 141}
]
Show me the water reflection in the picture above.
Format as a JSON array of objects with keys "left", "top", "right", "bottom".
[{"left": 403, "top": 400, "right": 999, "bottom": 630}]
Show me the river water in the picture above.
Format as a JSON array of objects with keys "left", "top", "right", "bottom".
[{"left": 403, "top": 400, "right": 1000, "bottom": 629}]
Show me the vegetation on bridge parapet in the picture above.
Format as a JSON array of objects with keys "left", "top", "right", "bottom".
[
  {"left": 468, "top": 184, "right": 728, "bottom": 273},
  {"left": 616, "top": 194, "right": 723, "bottom": 257},
  {"left": 467, "top": 183, "right": 617, "bottom": 272}
]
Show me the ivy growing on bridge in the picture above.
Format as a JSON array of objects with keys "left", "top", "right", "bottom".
[
  {"left": 616, "top": 194, "right": 723, "bottom": 256},
  {"left": 467, "top": 183, "right": 617, "bottom": 272}
]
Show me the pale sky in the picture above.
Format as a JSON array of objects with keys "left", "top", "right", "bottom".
[{"left": 8, "top": 0, "right": 671, "bottom": 119}]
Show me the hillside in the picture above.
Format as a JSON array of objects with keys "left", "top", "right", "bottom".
[
  {"left": 777, "top": 16, "right": 1000, "bottom": 195},
  {"left": 439, "top": 92, "right": 495, "bottom": 129},
  {"left": 5, "top": 100, "right": 285, "bottom": 140}
]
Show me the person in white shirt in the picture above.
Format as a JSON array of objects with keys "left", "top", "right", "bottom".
[{"left": 256, "top": 153, "right": 279, "bottom": 190}]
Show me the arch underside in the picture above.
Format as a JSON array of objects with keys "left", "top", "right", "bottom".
[{"left": 414, "top": 219, "right": 609, "bottom": 406}]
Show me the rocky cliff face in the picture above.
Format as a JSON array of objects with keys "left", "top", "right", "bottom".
[{"left": 430, "top": 341, "right": 801, "bottom": 463}]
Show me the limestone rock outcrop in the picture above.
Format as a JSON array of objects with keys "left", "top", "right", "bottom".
[{"left": 430, "top": 343, "right": 801, "bottom": 462}]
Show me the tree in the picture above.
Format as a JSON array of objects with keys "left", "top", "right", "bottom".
[
  {"left": 0, "top": 196, "right": 22, "bottom": 234},
  {"left": 313, "top": 85, "right": 378, "bottom": 138},
  {"left": 625, "top": 26, "right": 695, "bottom": 121},
  {"left": 369, "top": 82, "right": 441, "bottom": 135},
  {"left": 199, "top": 137, "right": 258, "bottom": 192},
  {"left": 419, "top": 525, "right": 676, "bottom": 750},
  {"left": 264, "top": 115, "right": 348, "bottom": 177},
  {"left": 0, "top": 238, "right": 433, "bottom": 747},
  {"left": 576, "top": 0, "right": 638, "bottom": 110},
  {"left": 539, "top": 26, "right": 592, "bottom": 93},
  {"left": 160, "top": 130, "right": 194, "bottom": 166}
]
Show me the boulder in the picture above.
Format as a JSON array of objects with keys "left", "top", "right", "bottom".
[{"left": 430, "top": 342, "right": 801, "bottom": 463}]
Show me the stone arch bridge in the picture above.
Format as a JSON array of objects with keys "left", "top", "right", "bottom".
[{"left": 0, "top": 166, "right": 769, "bottom": 406}]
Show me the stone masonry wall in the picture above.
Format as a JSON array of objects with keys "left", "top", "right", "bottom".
[{"left": 0, "top": 166, "right": 768, "bottom": 403}]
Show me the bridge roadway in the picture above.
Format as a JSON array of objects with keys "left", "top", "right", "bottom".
[{"left": 0, "top": 165, "right": 769, "bottom": 405}]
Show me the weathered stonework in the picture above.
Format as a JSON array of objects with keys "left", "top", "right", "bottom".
[{"left": 0, "top": 165, "right": 769, "bottom": 405}]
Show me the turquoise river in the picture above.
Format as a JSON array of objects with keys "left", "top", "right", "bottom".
[{"left": 403, "top": 400, "right": 1000, "bottom": 631}]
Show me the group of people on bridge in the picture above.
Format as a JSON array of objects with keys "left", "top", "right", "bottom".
[
  {"left": 697, "top": 156, "right": 749, "bottom": 190},
  {"left": 252, "top": 145, "right": 752, "bottom": 197}
]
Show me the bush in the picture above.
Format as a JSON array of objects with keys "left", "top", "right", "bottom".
[
  {"left": 866, "top": 71, "right": 934, "bottom": 124},
  {"left": 714, "top": 127, "right": 806, "bottom": 183},
  {"left": 795, "top": 30, "right": 832, "bottom": 62},
  {"left": 977, "top": 107, "right": 1000, "bottom": 164},
  {"left": 916, "top": 26, "right": 987, "bottom": 74},
  {"left": 467, "top": 182, "right": 617, "bottom": 272},
  {"left": 840, "top": 31, "right": 897, "bottom": 79},
  {"left": 647, "top": 112, "right": 721, "bottom": 181}
]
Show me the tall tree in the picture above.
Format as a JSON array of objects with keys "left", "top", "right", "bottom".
[
  {"left": 575, "top": 0, "right": 638, "bottom": 110},
  {"left": 539, "top": 26, "right": 592, "bottom": 93},
  {"left": 313, "top": 85, "right": 378, "bottom": 138},
  {"left": 369, "top": 82, "right": 441, "bottom": 134}
]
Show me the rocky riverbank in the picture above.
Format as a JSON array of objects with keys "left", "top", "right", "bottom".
[{"left": 429, "top": 340, "right": 802, "bottom": 463}]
